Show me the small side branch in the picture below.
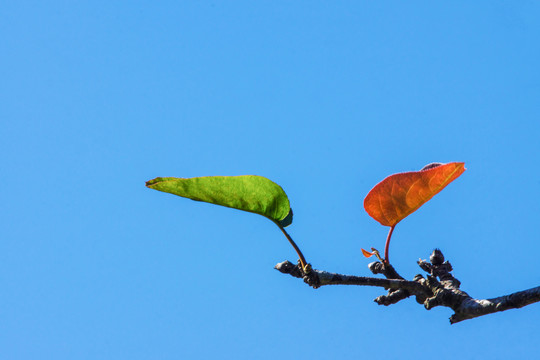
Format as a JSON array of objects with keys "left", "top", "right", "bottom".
[
  {"left": 367, "top": 261, "right": 416, "bottom": 305},
  {"left": 275, "top": 249, "right": 540, "bottom": 324}
]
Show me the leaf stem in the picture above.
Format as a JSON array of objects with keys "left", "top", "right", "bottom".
[
  {"left": 384, "top": 225, "right": 396, "bottom": 264},
  {"left": 276, "top": 223, "right": 308, "bottom": 271}
]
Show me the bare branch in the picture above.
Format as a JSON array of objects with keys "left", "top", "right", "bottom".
[
  {"left": 450, "top": 285, "right": 540, "bottom": 324},
  {"left": 275, "top": 260, "right": 426, "bottom": 293},
  {"left": 275, "top": 250, "right": 540, "bottom": 324}
]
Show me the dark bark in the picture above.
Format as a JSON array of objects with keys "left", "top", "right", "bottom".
[{"left": 275, "top": 250, "right": 540, "bottom": 324}]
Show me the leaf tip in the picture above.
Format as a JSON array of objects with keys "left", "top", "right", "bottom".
[
  {"left": 145, "top": 177, "right": 164, "bottom": 188},
  {"left": 449, "top": 161, "right": 467, "bottom": 177}
]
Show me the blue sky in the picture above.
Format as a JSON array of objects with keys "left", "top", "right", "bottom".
[{"left": 2, "top": 1, "right": 540, "bottom": 359}]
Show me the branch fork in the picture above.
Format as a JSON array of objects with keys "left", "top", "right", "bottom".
[{"left": 275, "top": 249, "right": 540, "bottom": 324}]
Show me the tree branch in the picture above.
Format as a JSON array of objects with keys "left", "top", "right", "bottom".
[
  {"left": 449, "top": 285, "right": 540, "bottom": 323},
  {"left": 275, "top": 260, "right": 426, "bottom": 293},
  {"left": 275, "top": 249, "right": 540, "bottom": 324}
]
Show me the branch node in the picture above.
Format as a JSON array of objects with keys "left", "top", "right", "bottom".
[
  {"left": 275, "top": 260, "right": 320, "bottom": 288},
  {"left": 368, "top": 261, "right": 385, "bottom": 275},
  {"left": 418, "top": 249, "right": 461, "bottom": 288},
  {"left": 368, "top": 261, "right": 403, "bottom": 280},
  {"left": 303, "top": 271, "right": 320, "bottom": 289}
]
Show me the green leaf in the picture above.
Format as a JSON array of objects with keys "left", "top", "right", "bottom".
[{"left": 146, "top": 175, "right": 293, "bottom": 227}]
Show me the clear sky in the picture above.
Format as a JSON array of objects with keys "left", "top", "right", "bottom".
[{"left": 2, "top": 1, "right": 540, "bottom": 359}]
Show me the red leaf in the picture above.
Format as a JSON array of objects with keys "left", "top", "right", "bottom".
[
  {"left": 361, "top": 248, "right": 375, "bottom": 258},
  {"left": 364, "top": 162, "right": 465, "bottom": 227}
]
